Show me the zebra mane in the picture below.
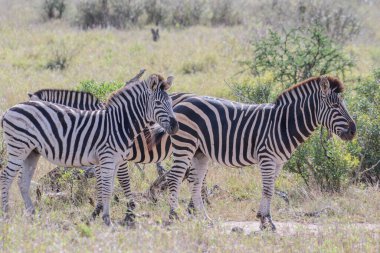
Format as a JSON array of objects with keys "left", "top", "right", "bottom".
[
  {"left": 105, "top": 73, "right": 167, "bottom": 107},
  {"left": 275, "top": 76, "right": 345, "bottom": 103},
  {"left": 105, "top": 78, "right": 147, "bottom": 107},
  {"left": 30, "top": 89, "right": 101, "bottom": 101}
]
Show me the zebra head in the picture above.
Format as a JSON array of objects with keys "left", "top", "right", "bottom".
[
  {"left": 146, "top": 74, "right": 179, "bottom": 135},
  {"left": 318, "top": 76, "right": 356, "bottom": 141}
]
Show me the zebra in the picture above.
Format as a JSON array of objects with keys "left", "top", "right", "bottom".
[
  {"left": 28, "top": 89, "right": 104, "bottom": 110},
  {"left": 27, "top": 87, "right": 207, "bottom": 224},
  {"left": 0, "top": 73, "right": 178, "bottom": 225},
  {"left": 147, "top": 76, "right": 356, "bottom": 231}
]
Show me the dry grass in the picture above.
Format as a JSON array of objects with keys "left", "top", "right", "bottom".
[
  {"left": 1, "top": 163, "right": 379, "bottom": 252},
  {"left": 1, "top": 1, "right": 380, "bottom": 252}
]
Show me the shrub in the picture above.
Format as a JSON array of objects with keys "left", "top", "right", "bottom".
[
  {"left": 245, "top": 26, "right": 354, "bottom": 89},
  {"left": 42, "top": 0, "right": 66, "bottom": 20},
  {"left": 229, "top": 78, "right": 275, "bottom": 104},
  {"left": 257, "top": 0, "right": 361, "bottom": 44},
  {"left": 285, "top": 131, "right": 359, "bottom": 192},
  {"left": 76, "top": 0, "right": 144, "bottom": 29},
  {"left": 209, "top": 0, "right": 242, "bottom": 26},
  {"left": 169, "top": 0, "right": 205, "bottom": 27},
  {"left": 76, "top": 80, "right": 124, "bottom": 100},
  {"left": 349, "top": 69, "right": 380, "bottom": 184}
]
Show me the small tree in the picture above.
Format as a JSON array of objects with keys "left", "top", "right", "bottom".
[{"left": 246, "top": 26, "right": 354, "bottom": 89}]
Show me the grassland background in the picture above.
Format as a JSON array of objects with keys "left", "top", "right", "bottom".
[{"left": 0, "top": 0, "right": 379, "bottom": 252}]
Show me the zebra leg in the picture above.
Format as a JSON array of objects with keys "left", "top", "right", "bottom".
[
  {"left": 156, "top": 162, "right": 166, "bottom": 177},
  {"left": 1, "top": 156, "right": 23, "bottom": 214},
  {"left": 99, "top": 160, "right": 118, "bottom": 226},
  {"left": 167, "top": 156, "right": 193, "bottom": 220},
  {"left": 91, "top": 165, "right": 103, "bottom": 220},
  {"left": 17, "top": 151, "right": 40, "bottom": 215},
  {"left": 188, "top": 153, "right": 210, "bottom": 220},
  {"left": 257, "top": 159, "right": 277, "bottom": 231},
  {"left": 117, "top": 162, "right": 137, "bottom": 226},
  {"left": 200, "top": 173, "right": 210, "bottom": 206}
]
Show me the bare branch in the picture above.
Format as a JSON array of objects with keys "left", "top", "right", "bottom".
[{"left": 125, "top": 69, "right": 146, "bottom": 86}]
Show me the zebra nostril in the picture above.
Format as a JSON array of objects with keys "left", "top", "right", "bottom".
[
  {"left": 169, "top": 117, "right": 179, "bottom": 133},
  {"left": 349, "top": 122, "right": 356, "bottom": 136}
]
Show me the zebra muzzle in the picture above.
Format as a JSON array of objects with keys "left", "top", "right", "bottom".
[{"left": 167, "top": 117, "right": 179, "bottom": 135}]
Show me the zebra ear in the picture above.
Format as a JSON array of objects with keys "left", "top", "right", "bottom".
[
  {"left": 160, "top": 75, "right": 174, "bottom": 90},
  {"left": 148, "top": 74, "right": 160, "bottom": 91},
  {"left": 320, "top": 76, "right": 330, "bottom": 95}
]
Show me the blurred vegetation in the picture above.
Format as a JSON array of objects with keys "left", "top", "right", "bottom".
[
  {"left": 42, "top": 0, "right": 66, "bottom": 20},
  {"left": 52, "top": 0, "right": 245, "bottom": 28}
]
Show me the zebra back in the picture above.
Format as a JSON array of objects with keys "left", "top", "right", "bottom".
[{"left": 28, "top": 89, "right": 103, "bottom": 110}]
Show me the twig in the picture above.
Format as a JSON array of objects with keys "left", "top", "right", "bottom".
[{"left": 125, "top": 69, "right": 146, "bottom": 86}]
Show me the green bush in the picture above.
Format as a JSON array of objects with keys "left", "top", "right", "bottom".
[
  {"left": 349, "top": 69, "right": 380, "bottom": 184},
  {"left": 229, "top": 78, "right": 276, "bottom": 104},
  {"left": 76, "top": 80, "right": 124, "bottom": 101},
  {"left": 245, "top": 26, "right": 354, "bottom": 89},
  {"left": 285, "top": 131, "right": 359, "bottom": 192}
]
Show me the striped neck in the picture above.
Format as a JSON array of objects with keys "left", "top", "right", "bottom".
[
  {"left": 273, "top": 79, "right": 321, "bottom": 158},
  {"left": 105, "top": 81, "right": 150, "bottom": 151}
]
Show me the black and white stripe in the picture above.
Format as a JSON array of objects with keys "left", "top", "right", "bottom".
[
  {"left": 27, "top": 88, "right": 198, "bottom": 222},
  {"left": 1, "top": 73, "right": 178, "bottom": 225},
  {"left": 152, "top": 76, "right": 356, "bottom": 230},
  {"left": 28, "top": 89, "right": 104, "bottom": 110}
]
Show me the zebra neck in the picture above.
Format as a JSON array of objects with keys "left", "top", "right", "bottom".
[
  {"left": 273, "top": 86, "right": 320, "bottom": 159},
  {"left": 106, "top": 89, "right": 149, "bottom": 152}
]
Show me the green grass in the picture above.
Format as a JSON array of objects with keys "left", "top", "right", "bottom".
[{"left": 1, "top": 1, "right": 380, "bottom": 252}]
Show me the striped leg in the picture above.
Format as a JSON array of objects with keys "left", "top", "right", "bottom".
[
  {"left": 1, "top": 156, "right": 23, "bottom": 214},
  {"left": 116, "top": 162, "right": 136, "bottom": 226},
  {"left": 187, "top": 169, "right": 209, "bottom": 213},
  {"left": 188, "top": 153, "right": 210, "bottom": 220},
  {"left": 257, "top": 159, "right": 277, "bottom": 231},
  {"left": 18, "top": 151, "right": 40, "bottom": 215},
  {"left": 167, "top": 151, "right": 196, "bottom": 220},
  {"left": 91, "top": 165, "right": 103, "bottom": 220},
  {"left": 98, "top": 158, "right": 118, "bottom": 226}
]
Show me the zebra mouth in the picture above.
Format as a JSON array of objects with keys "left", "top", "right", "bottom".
[
  {"left": 338, "top": 123, "right": 356, "bottom": 141},
  {"left": 161, "top": 117, "right": 179, "bottom": 135}
]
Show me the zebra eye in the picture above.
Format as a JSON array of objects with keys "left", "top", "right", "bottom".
[
  {"left": 332, "top": 104, "right": 340, "bottom": 108},
  {"left": 155, "top": 100, "right": 162, "bottom": 106}
]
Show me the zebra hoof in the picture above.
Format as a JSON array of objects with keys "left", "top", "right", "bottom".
[
  {"left": 102, "top": 214, "right": 112, "bottom": 226},
  {"left": 91, "top": 204, "right": 103, "bottom": 220},
  {"left": 259, "top": 216, "right": 276, "bottom": 232},
  {"left": 123, "top": 212, "right": 136, "bottom": 228}
]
